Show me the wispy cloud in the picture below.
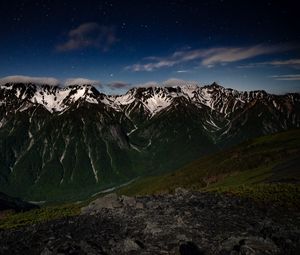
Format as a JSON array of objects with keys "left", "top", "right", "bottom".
[
  {"left": 135, "top": 81, "right": 160, "bottom": 87},
  {"left": 0, "top": 75, "right": 60, "bottom": 86},
  {"left": 56, "top": 22, "right": 117, "bottom": 52},
  {"left": 265, "top": 59, "right": 300, "bottom": 69},
  {"left": 119, "top": 79, "right": 200, "bottom": 89},
  {"left": 125, "top": 44, "right": 297, "bottom": 71},
  {"left": 126, "top": 60, "right": 178, "bottom": 72},
  {"left": 176, "top": 70, "right": 190, "bottom": 73},
  {"left": 163, "top": 78, "right": 199, "bottom": 87},
  {"left": 107, "top": 81, "right": 131, "bottom": 90},
  {"left": 201, "top": 45, "right": 285, "bottom": 67},
  {"left": 270, "top": 74, "right": 300, "bottom": 81},
  {"left": 64, "top": 78, "right": 102, "bottom": 86},
  {"left": 0, "top": 75, "right": 103, "bottom": 87},
  {"left": 239, "top": 58, "right": 300, "bottom": 69}
]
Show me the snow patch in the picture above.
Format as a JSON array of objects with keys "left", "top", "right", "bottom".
[
  {"left": 145, "top": 93, "right": 172, "bottom": 115},
  {"left": 130, "top": 143, "right": 141, "bottom": 152}
]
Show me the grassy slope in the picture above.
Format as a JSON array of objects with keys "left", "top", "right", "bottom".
[
  {"left": 2, "top": 129, "right": 300, "bottom": 229},
  {"left": 0, "top": 204, "right": 80, "bottom": 229},
  {"left": 118, "top": 129, "right": 300, "bottom": 208}
]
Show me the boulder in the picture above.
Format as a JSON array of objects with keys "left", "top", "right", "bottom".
[
  {"left": 120, "top": 195, "right": 136, "bottom": 207},
  {"left": 81, "top": 193, "right": 121, "bottom": 214},
  {"left": 123, "top": 238, "right": 140, "bottom": 252},
  {"left": 175, "top": 187, "right": 189, "bottom": 195},
  {"left": 135, "top": 202, "right": 144, "bottom": 209}
]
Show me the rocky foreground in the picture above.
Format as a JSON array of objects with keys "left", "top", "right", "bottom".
[{"left": 0, "top": 190, "right": 300, "bottom": 255}]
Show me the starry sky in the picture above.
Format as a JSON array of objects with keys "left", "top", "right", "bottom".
[{"left": 0, "top": 0, "right": 299, "bottom": 94}]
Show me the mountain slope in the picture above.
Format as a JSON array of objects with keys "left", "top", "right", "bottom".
[
  {"left": 0, "top": 102, "right": 141, "bottom": 200},
  {"left": 0, "top": 81, "right": 299, "bottom": 201},
  {"left": 118, "top": 129, "right": 300, "bottom": 196}
]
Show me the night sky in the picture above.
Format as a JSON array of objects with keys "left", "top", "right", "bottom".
[{"left": 0, "top": 0, "right": 299, "bottom": 94}]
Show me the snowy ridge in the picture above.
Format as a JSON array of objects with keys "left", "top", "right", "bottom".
[
  {"left": 0, "top": 83, "right": 100, "bottom": 112},
  {"left": 103, "top": 87, "right": 176, "bottom": 115},
  {"left": 0, "top": 82, "right": 299, "bottom": 117}
]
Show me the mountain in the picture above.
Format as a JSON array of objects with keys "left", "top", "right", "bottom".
[
  {"left": 0, "top": 81, "right": 299, "bottom": 201},
  {"left": 119, "top": 129, "right": 300, "bottom": 199}
]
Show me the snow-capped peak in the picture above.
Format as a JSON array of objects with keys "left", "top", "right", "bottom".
[
  {"left": 0, "top": 82, "right": 100, "bottom": 113},
  {"left": 1, "top": 81, "right": 299, "bottom": 118}
]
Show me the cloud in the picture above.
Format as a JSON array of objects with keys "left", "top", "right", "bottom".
[
  {"left": 125, "top": 44, "right": 297, "bottom": 71},
  {"left": 239, "top": 58, "right": 300, "bottom": 69},
  {"left": 109, "top": 79, "right": 200, "bottom": 90},
  {"left": 201, "top": 45, "right": 284, "bottom": 67},
  {"left": 107, "top": 81, "right": 131, "bottom": 90},
  {"left": 111, "top": 79, "right": 201, "bottom": 89},
  {"left": 259, "top": 59, "right": 300, "bottom": 69},
  {"left": 162, "top": 78, "right": 199, "bottom": 87},
  {"left": 270, "top": 74, "right": 300, "bottom": 81},
  {"left": 176, "top": 70, "right": 190, "bottom": 73},
  {"left": 135, "top": 81, "right": 160, "bottom": 88},
  {"left": 126, "top": 60, "right": 178, "bottom": 72},
  {"left": 0, "top": 75, "right": 60, "bottom": 86},
  {"left": 56, "top": 22, "right": 117, "bottom": 52},
  {"left": 0, "top": 76, "right": 103, "bottom": 87},
  {"left": 64, "top": 78, "right": 102, "bottom": 86},
  {"left": 264, "top": 59, "right": 300, "bottom": 69}
]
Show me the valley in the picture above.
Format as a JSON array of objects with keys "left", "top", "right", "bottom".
[{"left": 0, "top": 81, "right": 299, "bottom": 201}]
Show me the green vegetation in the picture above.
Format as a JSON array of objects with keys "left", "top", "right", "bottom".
[
  {"left": 0, "top": 204, "right": 80, "bottom": 229},
  {"left": 118, "top": 129, "right": 300, "bottom": 208},
  {"left": 210, "top": 183, "right": 300, "bottom": 210},
  {"left": 0, "top": 105, "right": 144, "bottom": 202},
  {"left": 2, "top": 129, "right": 299, "bottom": 230}
]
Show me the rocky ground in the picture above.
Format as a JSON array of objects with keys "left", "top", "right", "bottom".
[{"left": 0, "top": 189, "right": 300, "bottom": 255}]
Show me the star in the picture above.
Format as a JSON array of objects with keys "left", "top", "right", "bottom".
[
  {"left": 121, "top": 22, "right": 127, "bottom": 30},
  {"left": 140, "top": 24, "right": 150, "bottom": 29}
]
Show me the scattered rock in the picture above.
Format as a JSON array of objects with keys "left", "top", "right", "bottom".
[
  {"left": 175, "top": 187, "right": 189, "bottom": 195},
  {"left": 81, "top": 193, "right": 121, "bottom": 214},
  {"left": 121, "top": 195, "right": 136, "bottom": 207},
  {"left": 40, "top": 247, "right": 52, "bottom": 255},
  {"left": 123, "top": 238, "right": 140, "bottom": 252},
  {"left": 135, "top": 202, "right": 144, "bottom": 209},
  {"left": 145, "top": 200, "right": 155, "bottom": 208},
  {"left": 176, "top": 216, "right": 185, "bottom": 226},
  {"left": 144, "top": 222, "right": 162, "bottom": 235},
  {"left": 219, "top": 236, "right": 280, "bottom": 254},
  {"left": 1, "top": 191, "right": 300, "bottom": 255},
  {"left": 177, "top": 234, "right": 188, "bottom": 241}
]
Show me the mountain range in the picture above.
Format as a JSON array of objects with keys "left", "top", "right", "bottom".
[{"left": 0, "top": 81, "right": 299, "bottom": 201}]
